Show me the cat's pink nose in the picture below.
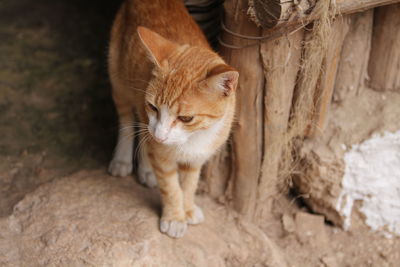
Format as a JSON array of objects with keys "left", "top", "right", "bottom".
[
  {"left": 154, "top": 126, "right": 169, "bottom": 143},
  {"left": 154, "top": 136, "right": 167, "bottom": 143}
]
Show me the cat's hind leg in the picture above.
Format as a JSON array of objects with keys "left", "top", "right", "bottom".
[
  {"left": 109, "top": 107, "right": 134, "bottom": 177},
  {"left": 137, "top": 142, "right": 157, "bottom": 187}
]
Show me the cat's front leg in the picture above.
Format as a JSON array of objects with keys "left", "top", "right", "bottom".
[
  {"left": 109, "top": 119, "right": 134, "bottom": 177},
  {"left": 179, "top": 163, "right": 204, "bottom": 225},
  {"left": 149, "top": 152, "right": 187, "bottom": 238}
]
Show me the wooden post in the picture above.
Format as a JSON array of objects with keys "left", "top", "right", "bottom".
[
  {"left": 204, "top": 0, "right": 398, "bottom": 222},
  {"left": 368, "top": 3, "right": 400, "bottom": 91},
  {"left": 254, "top": 29, "right": 304, "bottom": 223},
  {"left": 219, "top": 0, "right": 264, "bottom": 218},
  {"left": 333, "top": 10, "right": 373, "bottom": 102},
  {"left": 308, "top": 18, "right": 350, "bottom": 136}
]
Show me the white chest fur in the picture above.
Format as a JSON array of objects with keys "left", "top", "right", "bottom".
[{"left": 176, "top": 116, "right": 226, "bottom": 164}]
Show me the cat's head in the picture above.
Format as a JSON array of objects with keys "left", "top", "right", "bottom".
[{"left": 137, "top": 26, "right": 238, "bottom": 146}]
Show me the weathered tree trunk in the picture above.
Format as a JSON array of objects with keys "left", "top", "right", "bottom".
[
  {"left": 202, "top": 0, "right": 399, "bottom": 225},
  {"left": 254, "top": 29, "right": 304, "bottom": 223},
  {"left": 220, "top": 0, "right": 264, "bottom": 218},
  {"left": 368, "top": 3, "right": 400, "bottom": 91},
  {"left": 308, "top": 18, "right": 350, "bottom": 137},
  {"left": 333, "top": 10, "right": 374, "bottom": 102}
]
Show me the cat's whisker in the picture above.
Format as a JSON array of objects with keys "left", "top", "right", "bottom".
[
  {"left": 131, "top": 128, "right": 149, "bottom": 134},
  {"left": 127, "top": 130, "right": 150, "bottom": 141},
  {"left": 128, "top": 121, "right": 148, "bottom": 126},
  {"left": 119, "top": 126, "right": 142, "bottom": 131},
  {"left": 116, "top": 128, "right": 149, "bottom": 144},
  {"left": 119, "top": 121, "right": 149, "bottom": 129},
  {"left": 132, "top": 131, "right": 150, "bottom": 139},
  {"left": 133, "top": 133, "right": 150, "bottom": 161},
  {"left": 119, "top": 125, "right": 148, "bottom": 131},
  {"left": 117, "top": 121, "right": 150, "bottom": 141}
]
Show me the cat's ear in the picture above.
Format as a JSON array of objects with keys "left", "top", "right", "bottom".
[
  {"left": 137, "top": 26, "right": 178, "bottom": 67},
  {"left": 202, "top": 64, "right": 239, "bottom": 96}
]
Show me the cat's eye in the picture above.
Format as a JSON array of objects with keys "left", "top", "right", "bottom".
[
  {"left": 147, "top": 102, "right": 158, "bottom": 112},
  {"left": 178, "top": 116, "right": 194, "bottom": 123}
]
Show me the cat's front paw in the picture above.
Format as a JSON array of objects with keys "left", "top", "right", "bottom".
[
  {"left": 160, "top": 218, "right": 187, "bottom": 238},
  {"left": 186, "top": 205, "right": 204, "bottom": 225},
  {"left": 108, "top": 160, "right": 132, "bottom": 177}
]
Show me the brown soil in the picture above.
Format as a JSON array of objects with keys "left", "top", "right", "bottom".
[
  {"left": 1, "top": 1, "right": 399, "bottom": 266},
  {"left": 0, "top": 0, "right": 121, "bottom": 216}
]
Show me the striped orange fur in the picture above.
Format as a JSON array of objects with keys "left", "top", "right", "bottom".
[{"left": 108, "top": 0, "right": 238, "bottom": 238}]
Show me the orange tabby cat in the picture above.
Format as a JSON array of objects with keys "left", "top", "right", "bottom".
[{"left": 108, "top": 0, "right": 238, "bottom": 238}]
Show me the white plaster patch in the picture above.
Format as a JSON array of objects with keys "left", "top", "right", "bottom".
[{"left": 336, "top": 130, "right": 400, "bottom": 237}]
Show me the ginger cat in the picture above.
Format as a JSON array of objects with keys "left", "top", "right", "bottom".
[{"left": 108, "top": 0, "right": 238, "bottom": 238}]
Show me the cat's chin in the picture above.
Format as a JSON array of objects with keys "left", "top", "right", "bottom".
[
  {"left": 151, "top": 136, "right": 186, "bottom": 147},
  {"left": 161, "top": 140, "right": 186, "bottom": 147}
]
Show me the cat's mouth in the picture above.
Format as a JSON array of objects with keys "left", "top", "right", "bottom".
[
  {"left": 152, "top": 134, "right": 168, "bottom": 144},
  {"left": 148, "top": 127, "right": 166, "bottom": 144},
  {"left": 149, "top": 132, "right": 186, "bottom": 146},
  {"left": 148, "top": 124, "right": 180, "bottom": 145},
  {"left": 148, "top": 129, "right": 172, "bottom": 145}
]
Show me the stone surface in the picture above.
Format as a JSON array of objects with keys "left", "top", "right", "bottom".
[
  {"left": 321, "top": 255, "right": 339, "bottom": 267},
  {"left": 293, "top": 11, "right": 400, "bottom": 232},
  {"left": 294, "top": 212, "right": 328, "bottom": 247},
  {"left": 0, "top": 170, "right": 286, "bottom": 267},
  {"left": 295, "top": 84, "right": 400, "bottom": 233},
  {"left": 282, "top": 214, "right": 295, "bottom": 234}
]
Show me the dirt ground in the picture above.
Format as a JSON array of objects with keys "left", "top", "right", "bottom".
[
  {"left": 0, "top": 0, "right": 121, "bottom": 216},
  {"left": 1, "top": 0, "right": 399, "bottom": 266}
]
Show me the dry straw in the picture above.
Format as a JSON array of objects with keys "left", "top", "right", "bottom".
[{"left": 279, "top": 0, "right": 336, "bottom": 190}]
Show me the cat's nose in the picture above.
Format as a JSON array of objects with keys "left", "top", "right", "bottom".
[
  {"left": 154, "top": 136, "right": 167, "bottom": 143},
  {"left": 154, "top": 125, "right": 169, "bottom": 143}
]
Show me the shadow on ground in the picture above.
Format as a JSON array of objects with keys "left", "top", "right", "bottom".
[{"left": 0, "top": 0, "right": 123, "bottom": 216}]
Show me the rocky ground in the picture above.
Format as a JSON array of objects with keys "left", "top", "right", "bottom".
[{"left": 1, "top": 0, "right": 399, "bottom": 266}]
